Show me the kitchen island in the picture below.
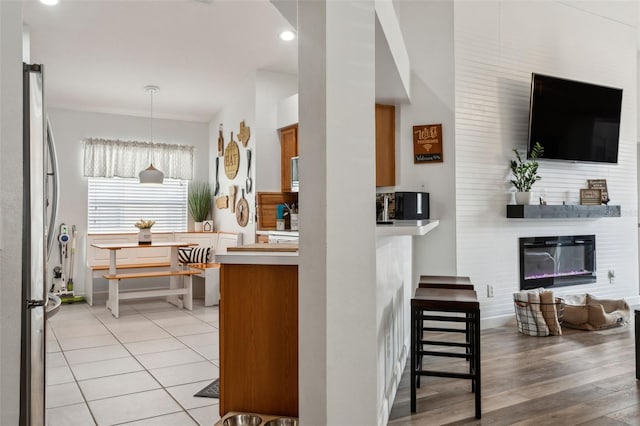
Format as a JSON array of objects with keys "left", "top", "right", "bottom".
[
  {"left": 215, "top": 245, "right": 299, "bottom": 418},
  {"left": 216, "top": 221, "right": 439, "bottom": 423},
  {"left": 375, "top": 219, "right": 439, "bottom": 422}
]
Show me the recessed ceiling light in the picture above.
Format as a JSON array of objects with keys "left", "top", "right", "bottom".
[
  {"left": 280, "top": 31, "right": 296, "bottom": 41},
  {"left": 40, "top": 0, "right": 59, "bottom": 5}
]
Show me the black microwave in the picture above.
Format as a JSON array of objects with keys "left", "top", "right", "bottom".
[{"left": 394, "top": 192, "right": 429, "bottom": 220}]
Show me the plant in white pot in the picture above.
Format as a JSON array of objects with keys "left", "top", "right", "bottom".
[
  {"left": 188, "top": 181, "right": 213, "bottom": 232},
  {"left": 510, "top": 142, "right": 544, "bottom": 205},
  {"left": 134, "top": 219, "right": 155, "bottom": 245}
]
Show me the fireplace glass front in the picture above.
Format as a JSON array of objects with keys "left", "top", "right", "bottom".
[{"left": 519, "top": 235, "right": 596, "bottom": 290}]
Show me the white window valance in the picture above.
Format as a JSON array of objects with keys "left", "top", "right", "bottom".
[{"left": 83, "top": 138, "right": 194, "bottom": 180}]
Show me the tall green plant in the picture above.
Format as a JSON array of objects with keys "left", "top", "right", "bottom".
[
  {"left": 510, "top": 142, "right": 544, "bottom": 192},
  {"left": 188, "top": 181, "right": 213, "bottom": 222}
]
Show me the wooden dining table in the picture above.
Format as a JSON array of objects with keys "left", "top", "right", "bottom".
[{"left": 90, "top": 241, "right": 198, "bottom": 317}]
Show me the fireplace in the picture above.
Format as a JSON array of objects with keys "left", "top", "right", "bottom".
[{"left": 519, "top": 235, "right": 596, "bottom": 290}]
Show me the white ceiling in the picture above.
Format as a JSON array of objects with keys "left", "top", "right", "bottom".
[{"left": 22, "top": 0, "right": 298, "bottom": 123}]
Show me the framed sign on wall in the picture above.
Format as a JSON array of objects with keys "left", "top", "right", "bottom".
[
  {"left": 587, "top": 179, "right": 609, "bottom": 204},
  {"left": 580, "top": 189, "right": 602, "bottom": 205},
  {"left": 413, "top": 124, "right": 443, "bottom": 163}
]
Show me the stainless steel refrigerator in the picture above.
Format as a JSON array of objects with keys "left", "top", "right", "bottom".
[{"left": 21, "top": 62, "right": 59, "bottom": 426}]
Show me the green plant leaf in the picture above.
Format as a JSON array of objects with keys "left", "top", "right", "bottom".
[
  {"left": 510, "top": 142, "right": 544, "bottom": 192},
  {"left": 188, "top": 181, "right": 213, "bottom": 222}
]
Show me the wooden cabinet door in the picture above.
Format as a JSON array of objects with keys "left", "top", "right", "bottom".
[
  {"left": 280, "top": 125, "right": 298, "bottom": 192},
  {"left": 220, "top": 264, "right": 298, "bottom": 417},
  {"left": 375, "top": 104, "right": 396, "bottom": 187}
]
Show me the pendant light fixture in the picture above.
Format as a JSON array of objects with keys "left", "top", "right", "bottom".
[{"left": 139, "top": 85, "right": 164, "bottom": 184}]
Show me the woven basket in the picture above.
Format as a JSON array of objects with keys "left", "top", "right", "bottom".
[{"left": 514, "top": 297, "right": 563, "bottom": 336}]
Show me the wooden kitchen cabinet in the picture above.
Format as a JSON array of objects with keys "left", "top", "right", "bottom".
[
  {"left": 220, "top": 263, "right": 298, "bottom": 417},
  {"left": 375, "top": 104, "right": 396, "bottom": 187},
  {"left": 279, "top": 124, "right": 298, "bottom": 192}
]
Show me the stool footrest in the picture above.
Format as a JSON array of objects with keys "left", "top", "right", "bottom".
[
  {"left": 417, "top": 350, "right": 470, "bottom": 358},
  {"left": 420, "top": 340, "right": 469, "bottom": 348},
  {"left": 422, "top": 327, "right": 467, "bottom": 333},
  {"left": 417, "top": 370, "right": 476, "bottom": 380},
  {"left": 420, "top": 315, "right": 469, "bottom": 322}
]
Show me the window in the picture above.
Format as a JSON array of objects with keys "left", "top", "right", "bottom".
[{"left": 88, "top": 177, "right": 188, "bottom": 233}]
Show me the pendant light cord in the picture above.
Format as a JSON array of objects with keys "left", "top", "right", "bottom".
[
  {"left": 150, "top": 89, "right": 153, "bottom": 145},
  {"left": 144, "top": 85, "right": 159, "bottom": 164}
]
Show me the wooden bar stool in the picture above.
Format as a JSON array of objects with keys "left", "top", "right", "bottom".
[
  {"left": 410, "top": 287, "right": 481, "bottom": 419},
  {"left": 418, "top": 275, "right": 474, "bottom": 360},
  {"left": 419, "top": 275, "right": 473, "bottom": 289}
]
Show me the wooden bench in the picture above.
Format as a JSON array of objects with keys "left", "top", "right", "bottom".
[
  {"left": 93, "top": 262, "right": 171, "bottom": 272},
  {"left": 103, "top": 269, "right": 201, "bottom": 318},
  {"left": 188, "top": 263, "right": 221, "bottom": 307},
  {"left": 86, "top": 232, "right": 242, "bottom": 307}
]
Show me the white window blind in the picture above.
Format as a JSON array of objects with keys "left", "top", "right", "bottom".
[{"left": 88, "top": 177, "right": 188, "bottom": 233}]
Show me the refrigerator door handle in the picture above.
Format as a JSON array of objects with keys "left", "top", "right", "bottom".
[
  {"left": 25, "top": 299, "right": 47, "bottom": 309},
  {"left": 46, "top": 118, "right": 59, "bottom": 259}
]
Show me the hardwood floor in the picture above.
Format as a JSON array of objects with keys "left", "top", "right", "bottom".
[{"left": 388, "top": 322, "right": 639, "bottom": 425}]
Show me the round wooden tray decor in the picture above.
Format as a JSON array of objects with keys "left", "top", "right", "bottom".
[
  {"left": 224, "top": 132, "right": 240, "bottom": 179},
  {"left": 236, "top": 189, "right": 249, "bottom": 227}
]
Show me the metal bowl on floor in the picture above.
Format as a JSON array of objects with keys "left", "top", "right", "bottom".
[
  {"left": 263, "top": 418, "right": 299, "bottom": 426},
  {"left": 222, "top": 414, "right": 262, "bottom": 426}
]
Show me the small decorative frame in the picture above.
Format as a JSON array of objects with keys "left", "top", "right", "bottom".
[
  {"left": 202, "top": 220, "right": 214, "bottom": 232},
  {"left": 580, "top": 189, "right": 602, "bottom": 205},
  {"left": 587, "top": 179, "right": 609, "bottom": 204},
  {"left": 413, "top": 124, "right": 443, "bottom": 163}
]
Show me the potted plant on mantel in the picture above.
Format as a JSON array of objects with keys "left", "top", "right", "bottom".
[
  {"left": 510, "top": 142, "right": 544, "bottom": 205},
  {"left": 188, "top": 181, "right": 213, "bottom": 232}
]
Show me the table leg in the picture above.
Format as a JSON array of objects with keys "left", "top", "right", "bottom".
[
  {"left": 167, "top": 246, "right": 183, "bottom": 308},
  {"left": 106, "top": 251, "right": 117, "bottom": 313},
  {"left": 183, "top": 275, "right": 193, "bottom": 311},
  {"left": 109, "top": 279, "right": 119, "bottom": 318}
]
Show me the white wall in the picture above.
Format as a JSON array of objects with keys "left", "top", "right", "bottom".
[
  {"left": 47, "top": 108, "right": 209, "bottom": 296},
  {"left": 255, "top": 70, "right": 297, "bottom": 192},
  {"left": 0, "top": 3, "right": 24, "bottom": 424},
  {"left": 454, "top": 1, "right": 639, "bottom": 323},
  {"left": 299, "top": 2, "right": 378, "bottom": 424},
  {"left": 209, "top": 70, "right": 296, "bottom": 242},
  {"left": 396, "top": 0, "right": 456, "bottom": 281},
  {"left": 209, "top": 73, "right": 256, "bottom": 241}
]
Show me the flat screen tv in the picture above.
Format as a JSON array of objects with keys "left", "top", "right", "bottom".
[{"left": 527, "top": 73, "right": 622, "bottom": 164}]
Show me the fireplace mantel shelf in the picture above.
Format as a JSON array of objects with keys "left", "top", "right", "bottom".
[{"left": 507, "top": 204, "right": 621, "bottom": 219}]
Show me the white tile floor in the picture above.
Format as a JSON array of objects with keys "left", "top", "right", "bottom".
[{"left": 46, "top": 297, "right": 221, "bottom": 426}]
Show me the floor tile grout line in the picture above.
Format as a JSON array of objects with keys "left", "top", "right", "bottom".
[
  {"left": 48, "top": 310, "right": 100, "bottom": 425},
  {"left": 48, "top": 299, "right": 219, "bottom": 425},
  {"left": 91, "top": 298, "right": 218, "bottom": 424},
  {"left": 110, "top": 409, "right": 192, "bottom": 426}
]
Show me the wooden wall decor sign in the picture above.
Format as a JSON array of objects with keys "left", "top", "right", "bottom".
[
  {"left": 217, "top": 124, "right": 224, "bottom": 156},
  {"left": 224, "top": 132, "right": 240, "bottom": 179},
  {"left": 580, "top": 189, "right": 602, "bottom": 205},
  {"left": 238, "top": 120, "right": 251, "bottom": 147},
  {"left": 229, "top": 185, "right": 237, "bottom": 213},
  {"left": 413, "top": 124, "right": 443, "bottom": 163},
  {"left": 215, "top": 196, "right": 229, "bottom": 209},
  {"left": 587, "top": 179, "right": 609, "bottom": 204}
]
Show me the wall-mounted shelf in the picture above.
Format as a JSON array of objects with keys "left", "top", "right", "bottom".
[{"left": 506, "top": 204, "right": 621, "bottom": 219}]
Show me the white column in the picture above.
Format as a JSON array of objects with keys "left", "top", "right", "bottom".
[
  {"left": 298, "top": 1, "right": 378, "bottom": 425},
  {"left": 1, "top": 2, "right": 25, "bottom": 425}
]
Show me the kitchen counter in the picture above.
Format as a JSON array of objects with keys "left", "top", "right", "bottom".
[
  {"left": 216, "top": 244, "right": 299, "bottom": 266},
  {"left": 218, "top": 249, "right": 298, "bottom": 417},
  {"left": 375, "top": 219, "right": 439, "bottom": 237}
]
